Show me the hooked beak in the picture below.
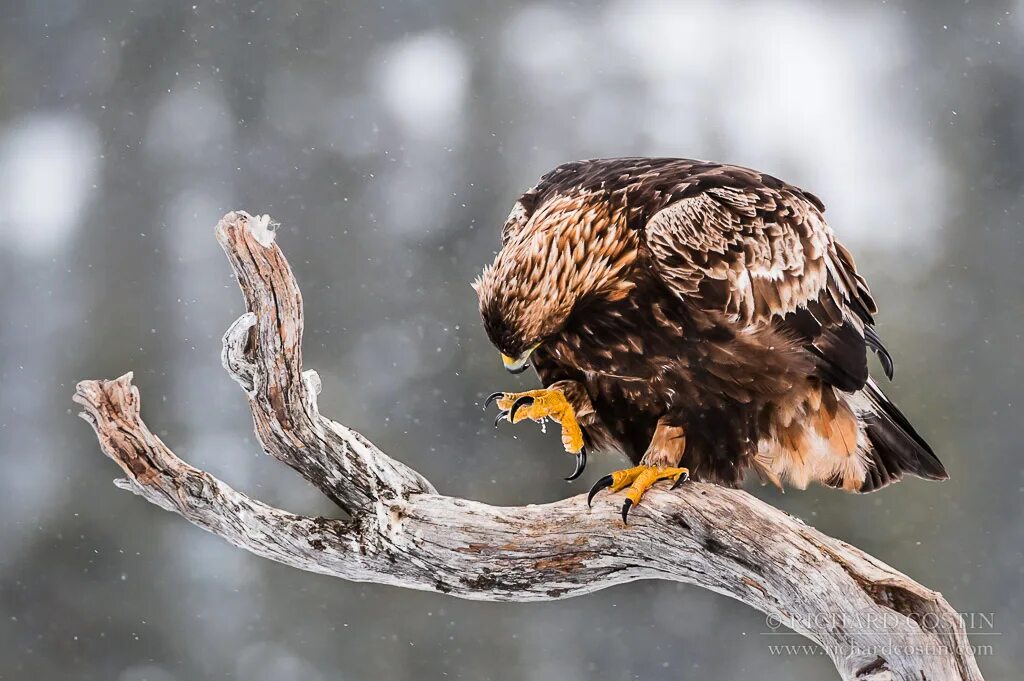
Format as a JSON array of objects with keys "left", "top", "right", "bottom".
[{"left": 501, "top": 349, "right": 534, "bottom": 374}]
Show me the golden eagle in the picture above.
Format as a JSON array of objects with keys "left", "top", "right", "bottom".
[{"left": 475, "top": 158, "right": 947, "bottom": 522}]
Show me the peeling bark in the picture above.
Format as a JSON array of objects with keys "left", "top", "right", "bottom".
[{"left": 74, "top": 211, "right": 983, "bottom": 681}]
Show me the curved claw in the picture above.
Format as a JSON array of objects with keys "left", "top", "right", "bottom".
[
  {"left": 563, "top": 447, "right": 587, "bottom": 482},
  {"left": 621, "top": 498, "right": 633, "bottom": 525},
  {"left": 508, "top": 395, "right": 535, "bottom": 423},
  {"left": 671, "top": 469, "right": 690, "bottom": 490},
  {"left": 587, "top": 474, "right": 613, "bottom": 507},
  {"left": 494, "top": 410, "right": 509, "bottom": 427},
  {"left": 484, "top": 392, "right": 505, "bottom": 410}
]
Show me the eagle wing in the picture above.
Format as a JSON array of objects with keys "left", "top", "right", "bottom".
[{"left": 643, "top": 171, "right": 889, "bottom": 391}]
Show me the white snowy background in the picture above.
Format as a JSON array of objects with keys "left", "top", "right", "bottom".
[{"left": 0, "top": 1, "right": 1020, "bottom": 679}]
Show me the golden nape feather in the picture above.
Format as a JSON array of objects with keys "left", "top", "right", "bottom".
[{"left": 477, "top": 157, "right": 947, "bottom": 523}]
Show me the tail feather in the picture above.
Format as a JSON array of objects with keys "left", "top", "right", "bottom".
[{"left": 857, "top": 379, "right": 948, "bottom": 493}]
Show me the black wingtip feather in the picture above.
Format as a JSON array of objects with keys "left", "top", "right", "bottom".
[
  {"left": 858, "top": 382, "right": 947, "bottom": 493},
  {"left": 864, "top": 325, "right": 895, "bottom": 381}
]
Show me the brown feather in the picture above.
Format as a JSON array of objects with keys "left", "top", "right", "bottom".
[{"left": 476, "top": 158, "right": 944, "bottom": 493}]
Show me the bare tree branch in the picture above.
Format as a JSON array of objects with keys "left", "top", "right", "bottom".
[{"left": 74, "top": 211, "right": 983, "bottom": 681}]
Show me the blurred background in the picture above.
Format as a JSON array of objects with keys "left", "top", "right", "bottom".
[{"left": 1, "top": 1, "right": 1021, "bottom": 679}]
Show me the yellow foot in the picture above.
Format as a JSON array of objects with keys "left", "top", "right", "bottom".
[
  {"left": 485, "top": 388, "right": 587, "bottom": 480},
  {"left": 587, "top": 465, "right": 689, "bottom": 524}
]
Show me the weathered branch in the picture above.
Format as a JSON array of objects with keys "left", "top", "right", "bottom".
[{"left": 75, "top": 211, "right": 983, "bottom": 681}]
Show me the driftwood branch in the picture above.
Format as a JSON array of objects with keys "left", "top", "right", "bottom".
[{"left": 75, "top": 211, "right": 983, "bottom": 681}]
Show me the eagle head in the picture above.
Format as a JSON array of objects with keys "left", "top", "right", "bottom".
[
  {"left": 473, "top": 256, "right": 561, "bottom": 373},
  {"left": 473, "top": 193, "right": 638, "bottom": 373}
]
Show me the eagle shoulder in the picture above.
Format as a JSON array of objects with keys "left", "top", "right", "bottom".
[{"left": 640, "top": 165, "right": 884, "bottom": 390}]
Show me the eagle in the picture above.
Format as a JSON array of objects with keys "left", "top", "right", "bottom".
[{"left": 475, "top": 158, "right": 947, "bottom": 523}]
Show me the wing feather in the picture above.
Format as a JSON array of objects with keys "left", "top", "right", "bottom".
[{"left": 643, "top": 171, "right": 885, "bottom": 391}]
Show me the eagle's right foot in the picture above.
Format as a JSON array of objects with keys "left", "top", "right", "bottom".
[
  {"left": 587, "top": 465, "right": 689, "bottom": 524},
  {"left": 485, "top": 388, "right": 587, "bottom": 481}
]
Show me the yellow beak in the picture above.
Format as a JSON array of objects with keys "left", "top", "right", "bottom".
[{"left": 501, "top": 350, "right": 533, "bottom": 374}]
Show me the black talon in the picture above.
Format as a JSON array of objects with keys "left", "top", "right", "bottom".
[
  {"left": 621, "top": 498, "right": 633, "bottom": 525},
  {"left": 564, "top": 447, "right": 587, "bottom": 482},
  {"left": 671, "top": 470, "right": 690, "bottom": 490},
  {"left": 484, "top": 392, "right": 504, "bottom": 410},
  {"left": 587, "top": 474, "right": 613, "bottom": 507},
  {"left": 508, "top": 395, "right": 535, "bottom": 423},
  {"left": 494, "top": 411, "right": 509, "bottom": 427}
]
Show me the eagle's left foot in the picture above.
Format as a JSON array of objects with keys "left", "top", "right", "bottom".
[
  {"left": 485, "top": 388, "right": 587, "bottom": 480},
  {"left": 587, "top": 465, "right": 689, "bottom": 524}
]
